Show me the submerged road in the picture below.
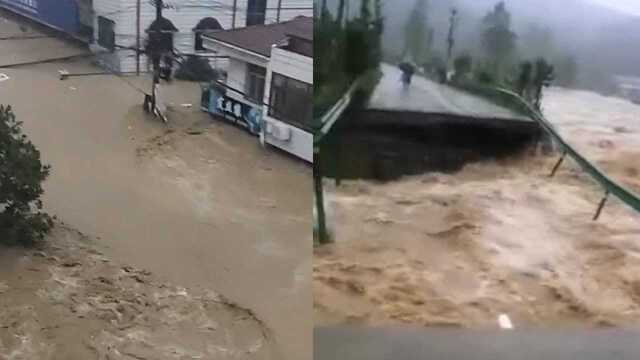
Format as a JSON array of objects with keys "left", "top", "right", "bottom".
[
  {"left": 368, "top": 63, "right": 531, "bottom": 121},
  {"left": 0, "top": 16, "right": 310, "bottom": 360}
]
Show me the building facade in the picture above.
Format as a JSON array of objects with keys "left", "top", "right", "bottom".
[
  {"left": 0, "top": 0, "right": 94, "bottom": 38},
  {"left": 202, "top": 16, "right": 312, "bottom": 162},
  {"left": 0, "top": 0, "right": 312, "bottom": 73},
  {"left": 90, "top": 0, "right": 313, "bottom": 73}
]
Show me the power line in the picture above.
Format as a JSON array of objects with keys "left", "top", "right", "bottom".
[{"left": 0, "top": 34, "right": 54, "bottom": 40}]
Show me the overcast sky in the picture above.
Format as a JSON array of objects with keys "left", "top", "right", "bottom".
[{"left": 586, "top": 0, "right": 640, "bottom": 16}]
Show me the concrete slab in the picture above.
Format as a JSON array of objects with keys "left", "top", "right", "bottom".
[{"left": 367, "top": 63, "right": 531, "bottom": 122}]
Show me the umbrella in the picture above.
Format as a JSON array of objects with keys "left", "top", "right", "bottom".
[{"left": 399, "top": 62, "right": 415, "bottom": 74}]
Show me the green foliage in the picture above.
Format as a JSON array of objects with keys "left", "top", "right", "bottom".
[
  {"left": 0, "top": 105, "right": 53, "bottom": 246},
  {"left": 481, "top": 1, "right": 517, "bottom": 80},
  {"left": 174, "top": 55, "right": 221, "bottom": 82},
  {"left": 472, "top": 62, "right": 496, "bottom": 85},
  {"left": 453, "top": 53, "right": 473, "bottom": 80},
  {"left": 532, "top": 58, "right": 555, "bottom": 110},
  {"left": 422, "top": 53, "right": 445, "bottom": 76},
  {"left": 515, "top": 61, "right": 533, "bottom": 98}
]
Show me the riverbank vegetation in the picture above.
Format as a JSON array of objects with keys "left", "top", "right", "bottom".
[{"left": 0, "top": 105, "right": 53, "bottom": 246}]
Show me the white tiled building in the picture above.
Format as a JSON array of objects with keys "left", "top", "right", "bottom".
[{"left": 90, "top": 0, "right": 313, "bottom": 73}]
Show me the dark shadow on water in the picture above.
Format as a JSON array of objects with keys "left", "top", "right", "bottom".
[{"left": 318, "top": 110, "right": 541, "bottom": 181}]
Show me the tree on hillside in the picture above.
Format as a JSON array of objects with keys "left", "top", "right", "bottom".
[
  {"left": 532, "top": 58, "right": 555, "bottom": 110},
  {"left": 481, "top": 1, "right": 517, "bottom": 81},
  {"left": 0, "top": 105, "right": 53, "bottom": 246},
  {"left": 453, "top": 53, "right": 472, "bottom": 81},
  {"left": 515, "top": 61, "right": 533, "bottom": 100},
  {"left": 404, "top": 0, "right": 432, "bottom": 63}
]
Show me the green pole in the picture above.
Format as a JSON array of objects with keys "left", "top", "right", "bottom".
[{"left": 314, "top": 146, "right": 330, "bottom": 245}]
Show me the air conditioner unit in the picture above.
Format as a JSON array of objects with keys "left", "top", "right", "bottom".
[{"left": 267, "top": 122, "right": 292, "bottom": 141}]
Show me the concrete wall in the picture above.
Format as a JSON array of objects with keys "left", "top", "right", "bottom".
[
  {"left": 263, "top": 47, "right": 312, "bottom": 162},
  {"left": 91, "top": 0, "right": 123, "bottom": 72}
]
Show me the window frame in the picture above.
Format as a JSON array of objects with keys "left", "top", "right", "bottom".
[
  {"left": 97, "top": 16, "right": 116, "bottom": 52},
  {"left": 245, "top": 63, "right": 266, "bottom": 105},
  {"left": 268, "top": 73, "right": 312, "bottom": 131},
  {"left": 246, "top": 0, "right": 267, "bottom": 26}
]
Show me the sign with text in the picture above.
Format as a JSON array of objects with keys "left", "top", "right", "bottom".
[{"left": 207, "top": 85, "right": 262, "bottom": 135}]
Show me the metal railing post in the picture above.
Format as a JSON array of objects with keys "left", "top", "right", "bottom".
[{"left": 314, "top": 146, "right": 330, "bottom": 245}]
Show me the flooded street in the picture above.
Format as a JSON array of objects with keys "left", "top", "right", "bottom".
[
  {"left": 1, "top": 227, "right": 272, "bottom": 359},
  {"left": 0, "top": 16, "right": 311, "bottom": 360},
  {"left": 315, "top": 88, "right": 640, "bottom": 328}
]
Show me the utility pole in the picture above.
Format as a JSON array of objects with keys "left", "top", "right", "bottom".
[
  {"left": 276, "top": 0, "right": 283, "bottom": 22},
  {"left": 232, "top": 0, "right": 237, "bottom": 29},
  {"left": 136, "top": 0, "right": 141, "bottom": 75},
  {"left": 314, "top": 146, "right": 330, "bottom": 245},
  {"left": 446, "top": 8, "right": 458, "bottom": 69},
  {"left": 152, "top": 0, "right": 163, "bottom": 104},
  {"left": 143, "top": 0, "right": 167, "bottom": 122}
]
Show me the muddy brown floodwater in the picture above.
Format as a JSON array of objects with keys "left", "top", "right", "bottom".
[
  {"left": 315, "top": 88, "right": 640, "bottom": 329},
  {"left": 0, "top": 16, "right": 311, "bottom": 360},
  {"left": 1, "top": 227, "right": 272, "bottom": 359}
]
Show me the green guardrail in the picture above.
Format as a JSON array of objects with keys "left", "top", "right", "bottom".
[
  {"left": 314, "top": 80, "right": 361, "bottom": 146},
  {"left": 314, "top": 80, "right": 359, "bottom": 245},
  {"left": 495, "top": 87, "right": 640, "bottom": 218}
]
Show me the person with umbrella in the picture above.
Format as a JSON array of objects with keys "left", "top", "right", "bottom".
[{"left": 399, "top": 61, "right": 416, "bottom": 89}]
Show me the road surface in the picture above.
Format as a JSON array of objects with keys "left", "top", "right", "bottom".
[
  {"left": 368, "top": 63, "right": 530, "bottom": 121},
  {"left": 315, "top": 327, "right": 640, "bottom": 360}
]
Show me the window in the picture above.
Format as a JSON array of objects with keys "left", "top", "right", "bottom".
[
  {"left": 246, "top": 0, "right": 267, "bottom": 26},
  {"left": 195, "top": 32, "right": 205, "bottom": 51},
  {"left": 245, "top": 64, "right": 266, "bottom": 104},
  {"left": 268, "top": 73, "right": 312, "bottom": 129},
  {"left": 97, "top": 16, "right": 115, "bottom": 52}
]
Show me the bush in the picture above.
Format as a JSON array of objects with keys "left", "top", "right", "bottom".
[
  {"left": 453, "top": 54, "right": 473, "bottom": 79},
  {"left": 174, "top": 55, "right": 221, "bottom": 82},
  {"left": 475, "top": 70, "right": 495, "bottom": 85},
  {"left": 0, "top": 105, "right": 53, "bottom": 246}
]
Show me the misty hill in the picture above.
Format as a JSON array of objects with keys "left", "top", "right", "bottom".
[{"left": 320, "top": 0, "right": 640, "bottom": 93}]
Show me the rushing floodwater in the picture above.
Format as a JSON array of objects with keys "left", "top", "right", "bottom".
[{"left": 315, "top": 88, "right": 640, "bottom": 328}]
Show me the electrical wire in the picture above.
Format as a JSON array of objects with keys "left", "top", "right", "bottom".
[{"left": 0, "top": 34, "right": 54, "bottom": 40}]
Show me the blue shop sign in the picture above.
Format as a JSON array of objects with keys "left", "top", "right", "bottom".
[{"left": 202, "top": 84, "right": 262, "bottom": 135}]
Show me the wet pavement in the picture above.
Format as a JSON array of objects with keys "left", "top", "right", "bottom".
[
  {"left": 368, "top": 63, "right": 530, "bottom": 121},
  {"left": 0, "top": 16, "right": 311, "bottom": 360},
  {"left": 315, "top": 327, "right": 640, "bottom": 360}
]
